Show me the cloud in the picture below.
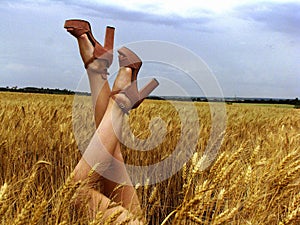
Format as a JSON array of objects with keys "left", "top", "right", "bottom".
[
  {"left": 9, "top": 0, "right": 212, "bottom": 34},
  {"left": 8, "top": 0, "right": 300, "bottom": 35},
  {"left": 65, "top": 1, "right": 214, "bottom": 30},
  {"left": 0, "top": 0, "right": 299, "bottom": 98},
  {"left": 4, "top": 63, "right": 38, "bottom": 72},
  {"left": 0, "top": 0, "right": 220, "bottom": 32},
  {"left": 48, "top": 0, "right": 300, "bottom": 36},
  {"left": 235, "top": 2, "right": 300, "bottom": 36}
]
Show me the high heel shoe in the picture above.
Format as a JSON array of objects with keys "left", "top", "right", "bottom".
[
  {"left": 110, "top": 47, "right": 159, "bottom": 114},
  {"left": 64, "top": 19, "right": 115, "bottom": 73},
  {"left": 118, "top": 46, "right": 142, "bottom": 81}
]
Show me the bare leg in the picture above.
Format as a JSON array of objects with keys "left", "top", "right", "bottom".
[
  {"left": 73, "top": 67, "right": 144, "bottom": 222},
  {"left": 77, "top": 34, "right": 110, "bottom": 125},
  {"left": 76, "top": 34, "right": 142, "bottom": 214},
  {"left": 102, "top": 143, "right": 142, "bottom": 213},
  {"left": 87, "top": 188, "right": 143, "bottom": 224}
]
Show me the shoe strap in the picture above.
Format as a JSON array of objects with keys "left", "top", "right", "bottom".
[
  {"left": 110, "top": 90, "right": 122, "bottom": 96},
  {"left": 110, "top": 93, "right": 130, "bottom": 114},
  {"left": 110, "top": 84, "right": 140, "bottom": 114},
  {"left": 85, "top": 63, "right": 109, "bottom": 79},
  {"left": 84, "top": 57, "right": 96, "bottom": 69}
]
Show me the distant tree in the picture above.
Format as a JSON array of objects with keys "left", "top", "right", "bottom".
[{"left": 294, "top": 98, "right": 300, "bottom": 109}]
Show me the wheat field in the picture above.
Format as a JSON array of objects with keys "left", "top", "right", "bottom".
[{"left": 0, "top": 91, "right": 299, "bottom": 224}]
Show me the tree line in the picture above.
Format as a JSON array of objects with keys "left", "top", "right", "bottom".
[{"left": 1, "top": 86, "right": 299, "bottom": 107}]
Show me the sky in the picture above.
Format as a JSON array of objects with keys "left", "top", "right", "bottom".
[{"left": 0, "top": 0, "right": 299, "bottom": 98}]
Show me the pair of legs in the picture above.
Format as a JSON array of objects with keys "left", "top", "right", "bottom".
[{"left": 72, "top": 34, "right": 143, "bottom": 223}]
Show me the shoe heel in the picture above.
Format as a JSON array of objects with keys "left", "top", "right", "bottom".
[
  {"left": 139, "top": 79, "right": 159, "bottom": 99},
  {"left": 132, "top": 79, "right": 159, "bottom": 109},
  {"left": 104, "top": 26, "right": 115, "bottom": 51}
]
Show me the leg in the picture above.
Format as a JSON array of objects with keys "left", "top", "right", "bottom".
[
  {"left": 84, "top": 188, "right": 143, "bottom": 224},
  {"left": 77, "top": 34, "right": 110, "bottom": 126},
  {"left": 78, "top": 35, "right": 141, "bottom": 211},
  {"left": 74, "top": 164, "right": 143, "bottom": 224},
  {"left": 65, "top": 22, "right": 143, "bottom": 219},
  {"left": 102, "top": 143, "right": 142, "bottom": 214},
  {"left": 77, "top": 34, "right": 142, "bottom": 213},
  {"left": 74, "top": 67, "right": 143, "bottom": 220}
]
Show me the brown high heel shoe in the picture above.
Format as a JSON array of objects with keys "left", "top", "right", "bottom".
[
  {"left": 64, "top": 19, "right": 115, "bottom": 74},
  {"left": 110, "top": 47, "right": 159, "bottom": 114}
]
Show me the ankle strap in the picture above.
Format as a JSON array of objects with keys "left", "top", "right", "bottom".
[{"left": 86, "top": 67, "right": 109, "bottom": 79}]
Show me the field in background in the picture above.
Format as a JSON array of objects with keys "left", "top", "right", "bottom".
[
  {"left": 0, "top": 92, "right": 300, "bottom": 224},
  {"left": 229, "top": 103, "right": 295, "bottom": 108}
]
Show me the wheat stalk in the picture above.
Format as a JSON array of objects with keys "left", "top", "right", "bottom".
[
  {"left": 13, "top": 201, "right": 33, "bottom": 225},
  {"left": 104, "top": 209, "right": 124, "bottom": 224},
  {"left": 213, "top": 206, "right": 239, "bottom": 225},
  {"left": 1, "top": 93, "right": 300, "bottom": 224}
]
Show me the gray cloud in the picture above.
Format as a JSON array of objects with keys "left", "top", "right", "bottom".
[
  {"left": 3, "top": 0, "right": 300, "bottom": 35},
  {"left": 51, "top": 0, "right": 216, "bottom": 32},
  {"left": 235, "top": 2, "right": 300, "bottom": 37}
]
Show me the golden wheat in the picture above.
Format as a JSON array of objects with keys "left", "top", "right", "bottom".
[{"left": 0, "top": 92, "right": 299, "bottom": 224}]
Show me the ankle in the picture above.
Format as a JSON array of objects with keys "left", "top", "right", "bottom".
[
  {"left": 112, "top": 67, "right": 132, "bottom": 92},
  {"left": 86, "top": 59, "right": 108, "bottom": 75},
  {"left": 105, "top": 98, "right": 126, "bottom": 117},
  {"left": 78, "top": 33, "right": 88, "bottom": 40}
]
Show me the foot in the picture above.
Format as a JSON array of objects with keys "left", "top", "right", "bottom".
[
  {"left": 77, "top": 34, "right": 107, "bottom": 74},
  {"left": 111, "top": 67, "right": 134, "bottom": 110}
]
